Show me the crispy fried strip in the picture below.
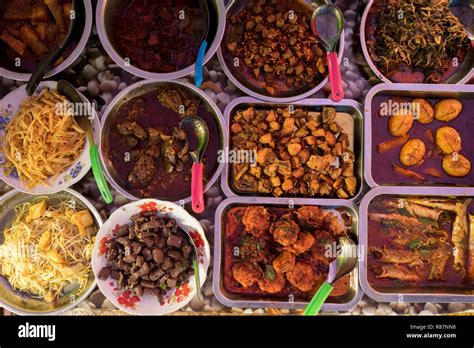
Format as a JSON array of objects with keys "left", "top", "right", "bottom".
[
  {"left": 377, "top": 135, "right": 409, "bottom": 153},
  {"left": 383, "top": 199, "right": 445, "bottom": 221},
  {"left": 393, "top": 163, "right": 426, "bottom": 181},
  {"left": 469, "top": 214, "right": 474, "bottom": 281},
  {"left": 369, "top": 246, "right": 424, "bottom": 267},
  {"left": 452, "top": 199, "right": 471, "bottom": 277},
  {"left": 371, "top": 264, "right": 423, "bottom": 282},
  {"left": 429, "top": 242, "right": 452, "bottom": 281}
]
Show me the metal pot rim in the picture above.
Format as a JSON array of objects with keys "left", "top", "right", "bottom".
[
  {"left": 95, "top": 0, "right": 226, "bottom": 80},
  {"left": 0, "top": 0, "right": 93, "bottom": 81},
  {"left": 217, "top": 0, "right": 345, "bottom": 103},
  {"left": 0, "top": 188, "right": 103, "bottom": 315},
  {"left": 98, "top": 79, "right": 227, "bottom": 203}
]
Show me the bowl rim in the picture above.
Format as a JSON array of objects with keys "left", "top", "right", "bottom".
[
  {"left": 98, "top": 79, "right": 227, "bottom": 203},
  {"left": 91, "top": 198, "right": 210, "bottom": 315},
  {"left": 0, "top": 188, "right": 104, "bottom": 315},
  {"left": 217, "top": 0, "right": 345, "bottom": 103},
  {"left": 0, "top": 81, "right": 97, "bottom": 195},
  {"left": 95, "top": 0, "right": 226, "bottom": 80},
  {"left": 359, "top": 0, "right": 474, "bottom": 85},
  {"left": 0, "top": 0, "right": 93, "bottom": 81}
]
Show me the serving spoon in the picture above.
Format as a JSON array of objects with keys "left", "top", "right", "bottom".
[
  {"left": 311, "top": 4, "right": 344, "bottom": 102},
  {"left": 180, "top": 116, "right": 209, "bottom": 214},
  {"left": 57, "top": 80, "right": 113, "bottom": 204},
  {"left": 303, "top": 237, "right": 357, "bottom": 316},
  {"left": 26, "top": 0, "right": 80, "bottom": 96},
  {"left": 194, "top": 0, "right": 210, "bottom": 88}
]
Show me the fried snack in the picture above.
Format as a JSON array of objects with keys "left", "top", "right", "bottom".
[
  {"left": 377, "top": 134, "right": 409, "bottom": 154},
  {"left": 0, "top": 200, "right": 96, "bottom": 302},
  {"left": 399, "top": 139, "right": 426, "bottom": 166},
  {"left": 412, "top": 98, "right": 434, "bottom": 124},
  {"left": 436, "top": 126, "right": 462, "bottom": 154},
  {"left": 3, "top": 89, "right": 86, "bottom": 189},
  {"left": 442, "top": 153, "right": 471, "bottom": 177},
  {"left": 434, "top": 99, "right": 463, "bottom": 122},
  {"left": 392, "top": 163, "right": 425, "bottom": 181}
]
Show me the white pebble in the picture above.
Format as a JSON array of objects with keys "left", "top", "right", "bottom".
[
  {"left": 217, "top": 92, "right": 230, "bottom": 105},
  {"left": 448, "top": 303, "right": 466, "bottom": 313},
  {"left": 350, "top": 306, "right": 361, "bottom": 315},
  {"left": 94, "top": 56, "right": 107, "bottom": 71},
  {"left": 87, "top": 80, "right": 100, "bottom": 97},
  {"left": 100, "top": 80, "right": 118, "bottom": 92},
  {"left": 362, "top": 306, "right": 376, "bottom": 315},
  {"left": 202, "top": 282, "right": 213, "bottom": 297},
  {"left": 97, "top": 71, "right": 114, "bottom": 83},
  {"left": 211, "top": 297, "right": 224, "bottom": 311},
  {"left": 243, "top": 308, "right": 253, "bottom": 314},
  {"left": 418, "top": 310, "right": 434, "bottom": 316},
  {"left": 358, "top": 299, "right": 369, "bottom": 308},
  {"left": 101, "top": 92, "right": 114, "bottom": 105},
  {"left": 81, "top": 64, "right": 98, "bottom": 80},
  {"left": 378, "top": 303, "right": 393, "bottom": 315},
  {"left": 101, "top": 299, "right": 117, "bottom": 310},
  {"left": 424, "top": 303, "right": 438, "bottom": 315},
  {"left": 208, "top": 70, "right": 217, "bottom": 82},
  {"left": 375, "top": 308, "right": 385, "bottom": 315},
  {"left": 189, "top": 296, "right": 205, "bottom": 311},
  {"left": 254, "top": 308, "right": 265, "bottom": 314},
  {"left": 408, "top": 306, "right": 418, "bottom": 315},
  {"left": 118, "top": 82, "right": 127, "bottom": 91},
  {"left": 231, "top": 307, "right": 243, "bottom": 313}
]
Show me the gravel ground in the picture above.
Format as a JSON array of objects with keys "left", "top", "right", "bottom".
[{"left": 1, "top": 0, "right": 474, "bottom": 316}]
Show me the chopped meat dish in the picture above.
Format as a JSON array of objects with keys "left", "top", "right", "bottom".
[
  {"left": 225, "top": 205, "right": 353, "bottom": 299},
  {"left": 103, "top": 84, "right": 220, "bottom": 200},
  {"left": 98, "top": 211, "right": 195, "bottom": 303},
  {"left": 368, "top": 196, "right": 474, "bottom": 291},
  {"left": 113, "top": 0, "right": 206, "bottom": 73},
  {"left": 231, "top": 106, "right": 358, "bottom": 198}
]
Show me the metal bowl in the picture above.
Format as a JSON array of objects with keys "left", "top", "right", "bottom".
[
  {"left": 99, "top": 79, "right": 226, "bottom": 203},
  {"left": 217, "top": 0, "right": 345, "bottom": 103},
  {"left": 0, "top": 0, "right": 93, "bottom": 81},
  {"left": 360, "top": 0, "right": 474, "bottom": 84},
  {"left": 96, "top": 0, "right": 226, "bottom": 80},
  {"left": 0, "top": 189, "right": 103, "bottom": 315}
]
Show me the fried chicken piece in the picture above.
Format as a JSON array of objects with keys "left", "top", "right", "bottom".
[
  {"left": 272, "top": 251, "right": 295, "bottom": 273},
  {"left": 296, "top": 206, "right": 325, "bottom": 231},
  {"left": 323, "top": 211, "right": 346, "bottom": 237},
  {"left": 20, "top": 24, "right": 49, "bottom": 56},
  {"left": 310, "top": 231, "right": 336, "bottom": 265},
  {"left": 0, "top": 31, "right": 26, "bottom": 56},
  {"left": 239, "top": 236, "right": 271, "bottom": 263},
  {"left": 232, "top": 262, "right": 261, "bottom": 288},
  {"left": 242, "top": 206, "right": 271, "bottom": 237},
  {"left": 371, "top": 264, "right": 424, "bottom": 282},
  {"left": 257, "top": 271, "right": 286, "bottom": 294},
  {"left": 4, "top": 0, "right": 50, "bottom": 21},
  {"left": 284, "top": 232, "right": 315, "bottom": 255},
  {"left": 43, "top": 0, "right": 66, "bottom": 33},
  {"left": 270, "top": 214, "right": 300, "bottom": 246},
  {"left": 286, "top": 261, "right": 322, "bottom": 292}
]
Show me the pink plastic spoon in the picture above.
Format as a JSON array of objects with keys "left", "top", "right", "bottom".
[
  {"left": 180, "top": 116, "right": 209, "bottom": 214},
  {"left": 311, "top": 4, "right": 345, "bottom": 102}
]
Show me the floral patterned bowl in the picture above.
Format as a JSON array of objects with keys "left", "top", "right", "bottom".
[
  {"left": 0, "top": 81, "right": 100, "bottom": 194},
  {"left": 91, "top": 199, "right": 210, "bottom": 315}
]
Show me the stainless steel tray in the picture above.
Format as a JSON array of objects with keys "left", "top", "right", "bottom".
[
  {"left": 359, "top": 186, "right": 474, "bottom": 303},
  {"left": 221, "top": 97, "right": 365, "bottom": 203},
  {"left": 213, "top": 196, "right": 362, "bottom": 310},
  {"left": 364, "top": 83, "right": 474, "bottom": 188}
]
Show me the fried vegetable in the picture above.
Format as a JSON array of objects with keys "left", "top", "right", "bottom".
[
  {"left": 412, "top": 98, "right": 434, "bottom": 124},
  {"left": 388, "top": 113, "right": 414, "bottom": 137},
  {"left": 442, "top": 153, "right": 471, "bottom": 177},
  {"left": 434, "top": 99, "right": 463, "bottom": 122},
  {"left": 436, "top": 126, "right": 462, "bottom": 154},
  {"left": 393, "top": 163, "right": 425, "bottom": 181},
  {"left": 399, "top": 139, "right": 426, "bottom": 166},
  {"left": 424, "top": 167, "right": 443, "bottom": 178},
  {"left": 377, "top": 134, "right": 409, "bottom": 153}
]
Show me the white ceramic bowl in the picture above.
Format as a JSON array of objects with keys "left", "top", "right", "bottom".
[
  {"left": 92, "top": 199, "right": 210, "bottom": 315},
  {"left": 0, "top": 81, "right": 100, "bottom": 194}
]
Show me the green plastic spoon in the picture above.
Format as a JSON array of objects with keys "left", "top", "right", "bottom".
[
  {"left": 57, "top": 80, "right": 113, "bottom": 204},
  {"left": 303, "top": 237, "right": 357, "bottom": 316}
]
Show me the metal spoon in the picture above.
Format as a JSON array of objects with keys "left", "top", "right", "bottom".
[
  {"left": 311, "top": 4, "right": 344, "bottom": 102},
  {"left": 26, "top": 0, "right": 81, "bottom": 96},
  {"left": 303, "top": 237, "right": 357, "bottom": 316},
  {"left": 194, "top": 0, "right": 210, "bottom": 88},
  {"left": 180, "top": 116, "right": 209, "bottom": 214},
  {"left": 57, "top": 80, "right": 113, "bottom": 204}
]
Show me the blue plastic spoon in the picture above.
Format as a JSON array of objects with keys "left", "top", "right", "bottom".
[{"left": 195, "top": 0, "right": 210, "bottom": 88}]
